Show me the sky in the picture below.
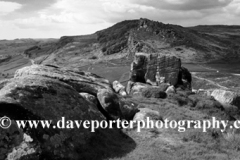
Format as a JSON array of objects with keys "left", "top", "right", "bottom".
[{"left": 0, "top": 0, "right": 239, "bottom": 39}]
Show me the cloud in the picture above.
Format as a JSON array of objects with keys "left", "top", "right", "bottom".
[
  {"left": 132, "top": 0, "right": 233, "bottom": 11},
  {"left": 0, "top": 0, "right": 240, "bottom": 39},
  {"left": 0, "top": 1, "right": 21, "bottom": 15},
  {"left": 0, "top": 0, "right": 58, "bottom": 12},
  {"left": 223, "top": 0, "right": 240, "bottom": 15}
]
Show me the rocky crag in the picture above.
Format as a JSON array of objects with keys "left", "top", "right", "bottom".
[{"left": 23, "top": 18, "right": 240, "bottom": 68}]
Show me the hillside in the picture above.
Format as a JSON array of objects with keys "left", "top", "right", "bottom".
[
  {"left": 21, "top": 18, "right": 240, "bottom": 68},
  {"left": 0, "top": 38, "right": 58, "bottom": 80}
]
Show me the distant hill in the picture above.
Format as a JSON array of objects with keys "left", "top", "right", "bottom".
[
  {"left": 14, "top": 19, "right": 240, "bottom": 67},
  {"left": 0, "top": 38, "right": 58, "bottom": 81}
]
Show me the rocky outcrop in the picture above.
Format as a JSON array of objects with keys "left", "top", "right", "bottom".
[
  {"left": 15, "top": 65, "right": 113, "bottom": 96},
  {"left": 146, "top": 54, "right": 181, "bottom": 86},
  {"left": 130, "top": 53, "right": 191, "bottom": 90},
  {"left": 0, "top": 75, "right": 104, "bottom": 159},
  {"left": 0, "top": 65, "right": 139, "bottom": 159},
  {"left": 211, "top": 89, "right": 240, "bottom": 108}
]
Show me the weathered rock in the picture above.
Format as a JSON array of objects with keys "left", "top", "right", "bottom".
[
  {"left": 119, "top": 100, "right": 139, "bottom": 120},
  {"left": 126, "top": 81, "right": 134, "bottom": 95},
  {"left": 211, "top": 89, "right": 240, "bottom": 108},
  {"left": 157, "top": 83, "right": 170, "bottom": 92},
  {"left": 112, "top": 80, "right": 127, "bottom": 96},
  {"left": 179, "top": 67, "right": 192, "bottom": 90},
  {"left": 97, "top": 89, "right": 122, "bottom": 119},
  {"left": 133, "top": 108, "right": 162, "bottom": 121},
  {"left": 141, "top": 88, "right": 167, "bottom": 99},
  {"left": 0, "top": 75, "right": 105, "bottom": 159},
  {"left": 130, "top": 53, "right": 186, "bottom": 87},
  {"left": 166, "top": 85, "right": 176, "bottom": 94},
  {"left": 146, "top": 54, "right": 181, "bottom": 86},
  {"left": 14, "top": 65, "right": 113, "bottom": 96},
  {"left": 130, "top": 53, "right": 148, "bottom": 83},
  {"left": 127, "top": 81, "right": 168, "bottom": 98},
  {"left": 79, "top": 92, "right": 98, "bottom": 105},
  {"left": 97, "top": 89, "right": 138, "bottom": 120},
  {"left": 127, "top": 82, "right": 151, "bottom": 96}
]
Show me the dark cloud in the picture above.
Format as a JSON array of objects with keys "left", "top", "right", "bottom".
[
  {"left": 0, "top": 0, "right": 58, "bottom": 12},
  {"left": 133, "top": 0, "right": 233, "bottom": 11}
]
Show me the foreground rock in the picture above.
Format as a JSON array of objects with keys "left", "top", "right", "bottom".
[
  {"left": 0, "top": 65, "right": 139, "bottom": 159},
  {"left": 0, "top": 75, "right": 104, "bottom": 159},
  {"left": 130, "top": 53, "right": 191, "bottom": 90},
  {"left": 133, "top": 108, "right": 162, "bottom": 121},
  {"left": 211, "top": 89, "right": 240, "bottom": 108},
  {"left": 15, "top": 65, "right": 113, "bottom": 95},
  {"left": 126, "top": 81, "right": 168, "bottom": 99},
  {"left": 97, "top": 89, "right": 138, "bottom": 120}
]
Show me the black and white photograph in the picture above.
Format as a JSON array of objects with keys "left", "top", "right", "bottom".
[{"left": 1, "top": 0, "right": 240, "bottom": 159}]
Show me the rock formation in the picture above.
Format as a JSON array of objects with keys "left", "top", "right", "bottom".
[
  {"left": 130, "top": 53, "right": 192, "bottom": 90},
  {"left": 211, "top": 89, "right": 240, "bottom": 108},
  {"left": 14, "top": 65, "right": 113, "bottom": 96},
  {"left": 0, "top": 65, "right": 137, "bottom": 159}
]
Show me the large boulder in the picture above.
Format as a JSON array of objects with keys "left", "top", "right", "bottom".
[
  {"left": 14, "top": 65, "right": 113, "bottom": 96},
  {"left": 130, "top": 53, "right": 190, "bottom": 88},
  {"left": 145, "top": 54, "right": 181, "bottom": 86},
  {"left": 211, "top": 89, "right": 240, "bottom": 108},
  {"left": 0, "top": 75, "right": 104, "bottom": 159}
]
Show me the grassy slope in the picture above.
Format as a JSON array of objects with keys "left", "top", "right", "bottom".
[
  {"left": 0, "top": 38, "right": 58, "bottom": 81},
  {"left": 103, "top": 92, "right": 240, "bottom": 160},
  {"left": 18, "top": 19, "right": 240, "bottom": 69}
]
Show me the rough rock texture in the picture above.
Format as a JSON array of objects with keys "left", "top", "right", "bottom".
[
  {"left": 133, "top": 108, "right": 162, "bottom": 121},
  {"left": 15, "top": 65, "right": 113, "bottom": 96},
  {"left": 141, "top": 88, "right": 167, "bottom": 99},
  {"left": 179, "top": 67, "right": 192, "bottom": 90},
  {"left": 79, "top": 92, "right": 98, "bottom": 105},
  {"left": 166, "top": 86, "right": 176, "bottom": 94},
  {"left": 112, "top": 81, "right": 127, "bottom": 96},
  {"left": 97, "top": 89, "right": 138, "bottom": 120},
  {"left": 146, "top": 54, "right": 181, "bottom": 86},
  {"left": 0, "top": 75, "right": 104, "bottom": 159},
  {"left": 211, "top": 89, "right": 240, "bottom": 108},
  {"left": 97, "top": 89, "right": 123, "bottom": 120},
  {"left": 156, "top": 83, "right": 170, "bottom": 92},
  {"left": 127, "top": 82, "right": 151, "bottom": 96},
  {"left": 127, "top": 81, "right": 168, "bottom": 98},
  {"left": 130, "top": 53, "right": 189, "bottom": 88},
  {"left": 130, "top": 53, "right": 148, "bottom": 83}
]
